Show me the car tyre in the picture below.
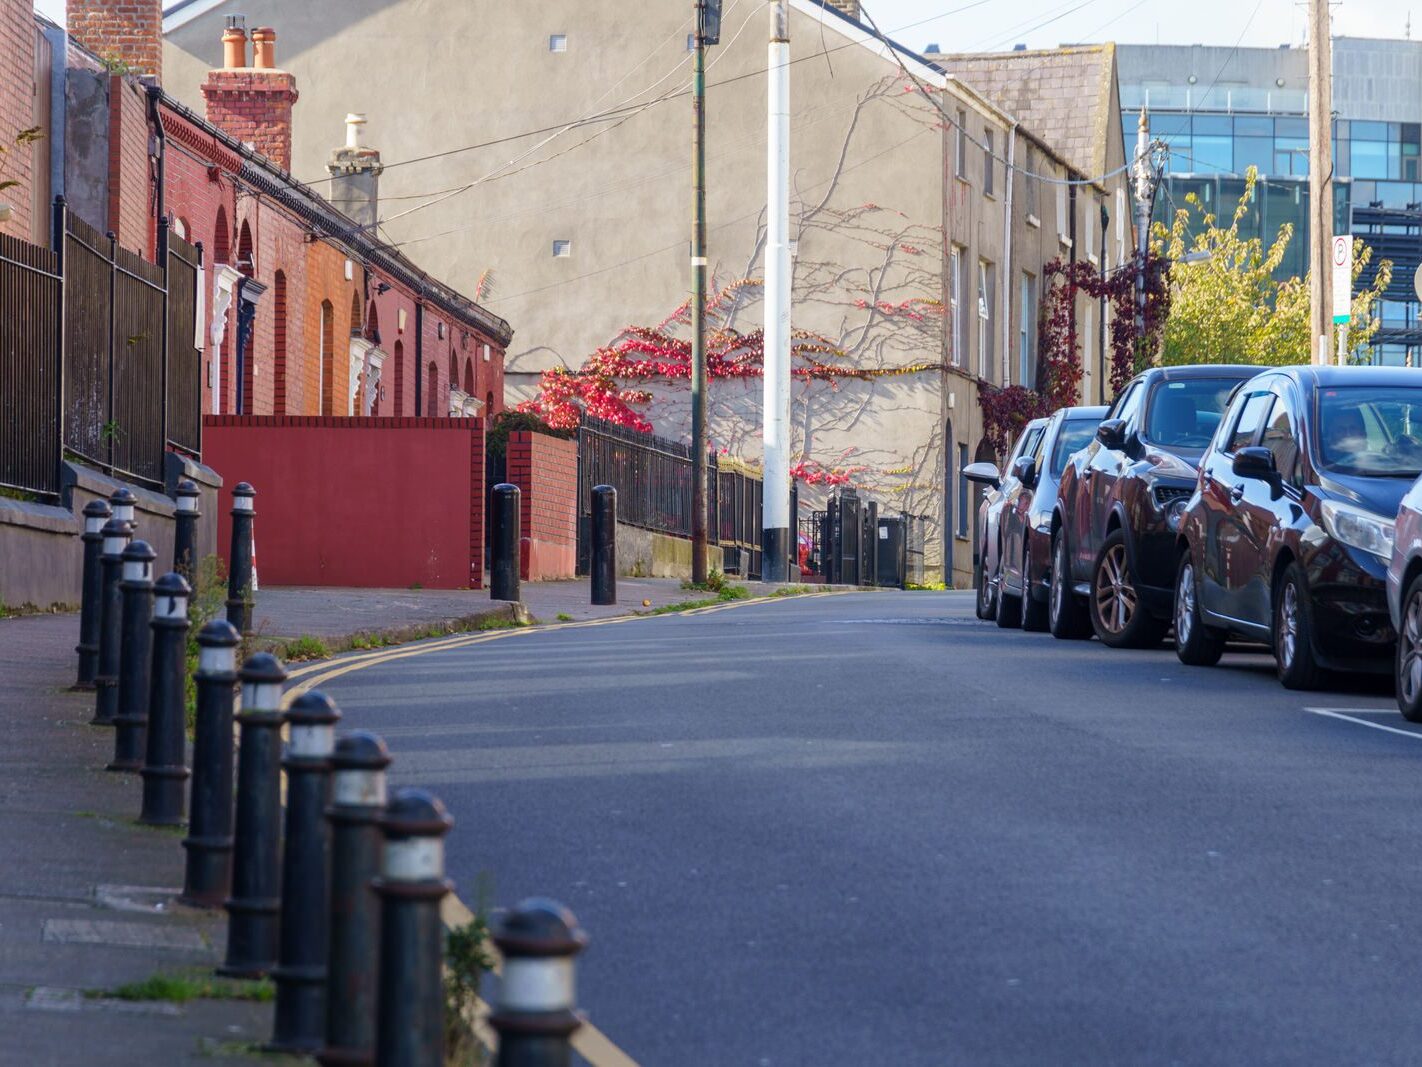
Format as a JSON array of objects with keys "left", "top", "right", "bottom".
[
  {"left": 1090, "top": 528, "right": 1168, "bottom": 649},
  {"left": 975, "top": 558, "right": 996, "bottom": 620},
  {"left": 1397, "top": 574, "right": 1422, "bottom": 722},
  {"left": 1049, "top": 532, "right": 1092, "bottom": 640},
  {"left": 995, "top": 544, "right": 1023, "bottom": 629},
  {"left": 1174, "top": 552, "right": 1224, "bottom": 667},
  {"left": 1022, "top": 542, "right": 1049, "bottom": 632},
  {"left": 1274, "top": 561, "right": 1323, "bottom": 690}
]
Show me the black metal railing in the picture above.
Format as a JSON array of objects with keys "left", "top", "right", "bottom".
[
  {"left": 716, "top": 466, "right": 763, "bottom": 578},
  {"left": 576, "top": 417, "right": 714, "bottom": 539},
  {"left": 0, "top": 228, "right": 63, "bottom": 497},
  {"left": 165, "top": 227, "right": 203, "bottom": 456}
]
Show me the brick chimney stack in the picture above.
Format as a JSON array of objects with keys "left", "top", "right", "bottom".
[
  {"left": 68, "top": 0, "right": 164, "bottom": 80},
  {"left": 200, "top": 17, "right": 299, "bottom": 172},
  {"left": 327, "top": 114, "right": 384, "bottom": 229}
]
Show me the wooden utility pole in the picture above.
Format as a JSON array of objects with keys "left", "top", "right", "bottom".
[
  {"left": 1307, "top": 0, "right": 1334, "bottom": 366},
  {"left": 691, "top": 0, "right": 709, "bottom": 585}
]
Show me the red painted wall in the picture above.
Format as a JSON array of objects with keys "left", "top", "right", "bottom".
[
  {"left": 204, "top": 415, "right": 486, "bottom": 589},
  {"left": 507, "top": 430, "right": 577, "bottom": 581}
]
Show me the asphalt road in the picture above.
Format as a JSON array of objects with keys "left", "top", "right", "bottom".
[{"left": 318, "top": 589, "right": 1422, "bottom": 1066}]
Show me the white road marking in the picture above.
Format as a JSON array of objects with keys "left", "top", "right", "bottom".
[{"left": 1304, "top": 706, "right": 1422, "bottom": 740}]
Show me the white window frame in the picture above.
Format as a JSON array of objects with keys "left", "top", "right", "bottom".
[
  {"left": 984, "top": 128, "right": 995, "bottom": 197},
  {"left": 949, "top": 246, "right": 963, "bottom": 367},
  {"left": 1019, "top": 271, "right": 1035, "bottom": 388},
  {"left": 1056, "top": 183, "right": 1070, "bottom": 246},
  {"left": 955, "top": 110, "right": 967, "bottom": 179},
  {"left": 977, "top": 260, "right": 993, "bottom": 382}
]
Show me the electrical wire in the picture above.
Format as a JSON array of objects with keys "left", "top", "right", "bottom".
[{"left": 1161, "top": 0, "right": 1265, "bottom": 139}]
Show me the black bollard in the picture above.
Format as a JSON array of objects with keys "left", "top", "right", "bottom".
[
  {"left": 270, "top": 691, "right": 341, "bottom": 1053},
  {"left": 490, "top": 899, "right": 588, "bottom": 1067},
  {"left": 109, "top": 540, "right": 157, "bottom": 773},
  {"left": 173, "top": 478, "right": 201, "bottom": 582},
  {"left": 226, "top": 482, "right": 256, "bottom": 633},
  {"left": 92, "top": 518, "right": 133, "bottom": 725},
  {"left": 138, "top": 573, "right": 192, "bottom": 824},
  {"left": 590, "top": 485, "right": 617, "bottom": 606},
  {"left": 490, "top": 482, "right": 521, "bottom": 603},
  {"left": 74, "top": 499, "right": 112, "bottom": 689},
  {"left": 374, "top": 788, "right": 453, "bottom": 1067},
  {"left": 219, "top": 652, "right": 288, "bottom": 978},
  {"left": 110, "top": 486, "right": 137, "bottom": 531},
  {"left": 180, "top": 619, "right": 242, "bottom": 908},
  {"left": 320, "top": 731, "right": 391, "bottom": 1067}
]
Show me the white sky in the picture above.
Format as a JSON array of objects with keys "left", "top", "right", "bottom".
[{"left": 31, "top": 0, "right": 1412, "bottom": 54}]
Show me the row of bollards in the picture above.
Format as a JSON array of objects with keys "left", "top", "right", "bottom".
[
  {"left": 76, "top": 479, "right": 593, "bottom": 1065},
  {"left": 488, "top": 481, "right": 618, "bottom": 607}
]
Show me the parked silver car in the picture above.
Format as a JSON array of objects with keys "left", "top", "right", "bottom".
[
  {"left": 966, "top": 419, "right": 1048, "bottom": 620},
  {"left": 1388, "top": 474, "right": 1422, "bottom": 719}
]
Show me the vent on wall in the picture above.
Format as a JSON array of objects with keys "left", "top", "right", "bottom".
[{"left": 549, "top": 34, "right": 567, "bottom": 52}]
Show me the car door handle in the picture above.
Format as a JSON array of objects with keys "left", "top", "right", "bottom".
[{"left": 1230, "top": 484, "right": 1245, "bottom": 502}]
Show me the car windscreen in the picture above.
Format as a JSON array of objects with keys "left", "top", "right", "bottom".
[
  {"left": 1316, "top": 386, "right": 1422, "bottom": 478},
  {"left": 1050, "top": 419, "right": 1101, "bottom": 477},
  {"left": 1143, "top": 378, "right": 1241, "bottom": 449}
]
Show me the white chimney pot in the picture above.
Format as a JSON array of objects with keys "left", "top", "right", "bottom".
[{"left": 345, "top": 113, "right": 367, "bottom": 150}]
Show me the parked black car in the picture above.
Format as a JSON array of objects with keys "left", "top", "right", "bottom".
[
  {"left": 995, "top": 405, "right": 1107, "bottom": 631},
  {"left": 967, "top": 419, "right": 1048, "bottom": 620},
  {"left": 1050, "top": 364, "right": 1262, "bottom": 645},
  {"left": 1174, "top": 366, "right": 1422, "bottom": 688}
]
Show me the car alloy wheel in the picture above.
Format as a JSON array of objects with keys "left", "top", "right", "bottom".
[
  {"left": 1398, "top": 579, "right": 1422, "bottom": 720},
  {"left": 1279, "top": 582, "right": 1301, "bottom": 671},
  {"left": 1049, "top": 533, "right": 1091, "bottom": 640},
  {"left": 1175, "top": 563, "right": 1195, "bottom": 647},
  {"left": 1174, "top": 553, "right": 1223, "bottom": 667},
  {"left": 1095, "top": 541, "right": 1136, "bottom": 635},
  {"left": 1274, "top": 562, "right": 1322, "bottom": 690}
]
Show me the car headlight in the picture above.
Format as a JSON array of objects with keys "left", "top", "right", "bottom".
[{"left": 1320, "top": 500, "right": 1395, "bottom": 560}]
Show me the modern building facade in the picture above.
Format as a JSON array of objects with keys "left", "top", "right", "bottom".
[
  {"left": 1117, "top": 40, "right": 1422, "bottom": 365},
  {"left": 161, "top": 0, "right": 1128, "bottom": 586}
]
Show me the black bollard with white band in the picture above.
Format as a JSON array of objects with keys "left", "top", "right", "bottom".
[
  {"left": 92, "top": 518, "right": 133, "bottom": 725},
  {"left": 374, "top": 788, "right": 453, "bottom": 1067},
  {"left": 109, "top": 540, "right": 156, "bottom": 773},
  {"left": 75, "top": 499, "right": 112, "bottom": 688},
  {"left": 226, "top": 482, "right": 256, "bottom": 633},
  {"left": 109, "top": 486, "right": 137, "bottom": 531},
  {"left": 490, "top": 899, "right": 588, "bottom": 1067},
  {"left": 220, "top": 652, "right": 288, "bottom": 978},
  {"left": 138, "top": 573, "right": 192, "bottom": 825},
  {"left": 180, "top": 619, "right": 241, "bottom": 908},
  {"left": 319, "top": 731, "right": 391, "bottom": 1067},
  {"left": 173, "top": 478, "right": 201, "bottom": 581}
]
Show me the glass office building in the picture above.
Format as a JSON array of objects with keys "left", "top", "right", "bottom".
[{"left": 1119, "top": 42, "right": 1422, "bottom": 365}]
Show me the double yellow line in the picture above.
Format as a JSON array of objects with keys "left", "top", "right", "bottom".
[{"left": 277, "top": 590, "right": 839, "bottom": 1065}]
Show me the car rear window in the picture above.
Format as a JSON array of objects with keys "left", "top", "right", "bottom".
[
  {"left": 1144, "top": 379, "right": 1241, "bottom": 448},
  {"left": 1050, "top": 419, "right": 1100, "bottom": 477},
  {"left": 1317, "top": 386, "right": 1422, "bottom": 478}
]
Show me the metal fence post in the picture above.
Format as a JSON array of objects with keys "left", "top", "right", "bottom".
[
  {"left": 490, "top": 899, "right": 587, "bottom": 1067},
  {"left": 92, "top": 518, "right": 132, "bottom": 725},
  {"left": 181, "top": 619, "right": 241, "bottom": 908},
  {"left": 138, "top": 573, "right": 191, "bottom": 824},
  {"left": 173, "top": 478, "right": 200, "bottom": 581},
  {"left": 270, "top": 692, "right": 341, "bottom": 1055},
  {"left": 490, "top": 483, "right": 520, "bottom": 602},
  {"left": 226, "top": 482, "right": 256, "bottom": 633},
  {"left": 220, "top": 652, "right": 288, "bottom": 978},
  {"left": 74, "top": 499, "right": 112, "bottom": 688},
  {"left": 590, "top": 485, "right": 616, "bottom": 605},
  {"left": 53, "top": 197, "right": 67, "bottom": 498},
  {"left": 319, "top": 731, "right": 390, "bottom": 1067},
  {"left": 374, "top": 788, "right": 453, "bottom": 1067},
  {"left": 109, "top": 540, "right": 156, "bottom": 772}
]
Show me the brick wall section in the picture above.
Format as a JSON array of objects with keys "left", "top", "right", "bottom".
[
  {"left": 204, "top": 415, "right": 486, "bottom": 589},
  {"left": 68, "top": 0, "right": 162, "bottom": 80},
  {"left": 303, "top": 239, "right": 358, "bottom": 416},
  {"left": 200, "top": 69, "right": 297, "bottom": 172},
  {"left": 0, "top": 0, "right": 35, "bottom": 239},
  {"left": 241, "top": 194, "right": 308, "bottom": 413},
  {"left": 108, "top": 76, "right": 151, "bottom": 257},
  {"left": 507, "top": 430, "right": 578, "bottom": 581}
]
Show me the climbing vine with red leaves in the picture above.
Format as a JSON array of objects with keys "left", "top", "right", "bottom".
[{"left": 979, "top": 251, "right": 1170, "bottom": 457}]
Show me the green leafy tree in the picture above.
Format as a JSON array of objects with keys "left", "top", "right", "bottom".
[{"left": 1155, "top": 167, "right": 1391, "bottom": 366}]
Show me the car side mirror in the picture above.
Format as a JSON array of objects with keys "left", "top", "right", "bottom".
[
  {"left": 1096, "top": 419, "right": 1128, "bottom": 450},
  {"left": 1011, "top": 455, "right": 1038, "bottom": 489},
  {"left": 1233, "top": 446, "right": 1282, "bottom": 495},
  {"left": 963, "top": 461, "right": 1001, "bottom": 490}
]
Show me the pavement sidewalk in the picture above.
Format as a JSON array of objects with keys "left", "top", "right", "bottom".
[{"left": 0, "top": 612, "right": 288, "bottom": 1066}]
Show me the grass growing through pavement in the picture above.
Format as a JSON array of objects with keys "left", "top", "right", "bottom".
[
  {"left": 92, "top": 971, "right": 273, "bottom": 1003},
  {"left": 279, "top": 634, "right": 332, "bottom": 660},
  {"left": 556, "top": 613, "right": 573, "bottom": 622},
  {"left": 443, "top": 905, "right": 497, "bottom": 1066},
  {"left": 646, "top": 585, "right": 751, "bottom": 615}
]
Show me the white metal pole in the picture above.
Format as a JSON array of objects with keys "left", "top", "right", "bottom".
[
  {"left": 1307, "top": 0, "right": 1334, "bottom": 366},
  {"left": 763, "top": 0, "right": 792, "bottom": 582}
]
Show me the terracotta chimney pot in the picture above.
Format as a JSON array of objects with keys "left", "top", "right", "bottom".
[
  {"left": 222, "top": 16, "right": 248, "bottom": 69},
  {"left": 251, "top": 27, "right": 277, "bottom": 69}
]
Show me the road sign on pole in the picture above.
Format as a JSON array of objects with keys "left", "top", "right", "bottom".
[{"left": 1332, "top": 234, "right": 1351, "bottom": 325}]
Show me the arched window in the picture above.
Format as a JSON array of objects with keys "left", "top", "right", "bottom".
[
  {"left": 236, "top": 220, "right": 254, "bottom": 276},
  {"left": 426, "top": 361, "right": 439, "bottom": 417},
  {"left": 214, "top": 206, "right": 230, "bottom": 263},
  {"left": 350, "top": 290, "right": 363, "bottom": 337},
  {"left": 393, "top": 339, "right": 405, "bottom": 415},
  {"left": 320, "top": 300, "right": 335, "bottom": 416},
  {"left": 367, "top": 300, "right": 381, "bottom": 343},
  {"left": 272, "top": 271, "right": 288, "bottom": 414},
  {"left": 463, "top": 358, "right": 474, "bottom": 394},
  {"left": 447, "top": 351, "right": 458, "bottom": 390},
  {"left": 485, "top": 390, "right": 494, "bottom": 418}
]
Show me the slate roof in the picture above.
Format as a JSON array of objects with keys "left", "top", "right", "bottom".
[{"left": 926, "top": 44, "right": 1121, "bottom": 180}]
